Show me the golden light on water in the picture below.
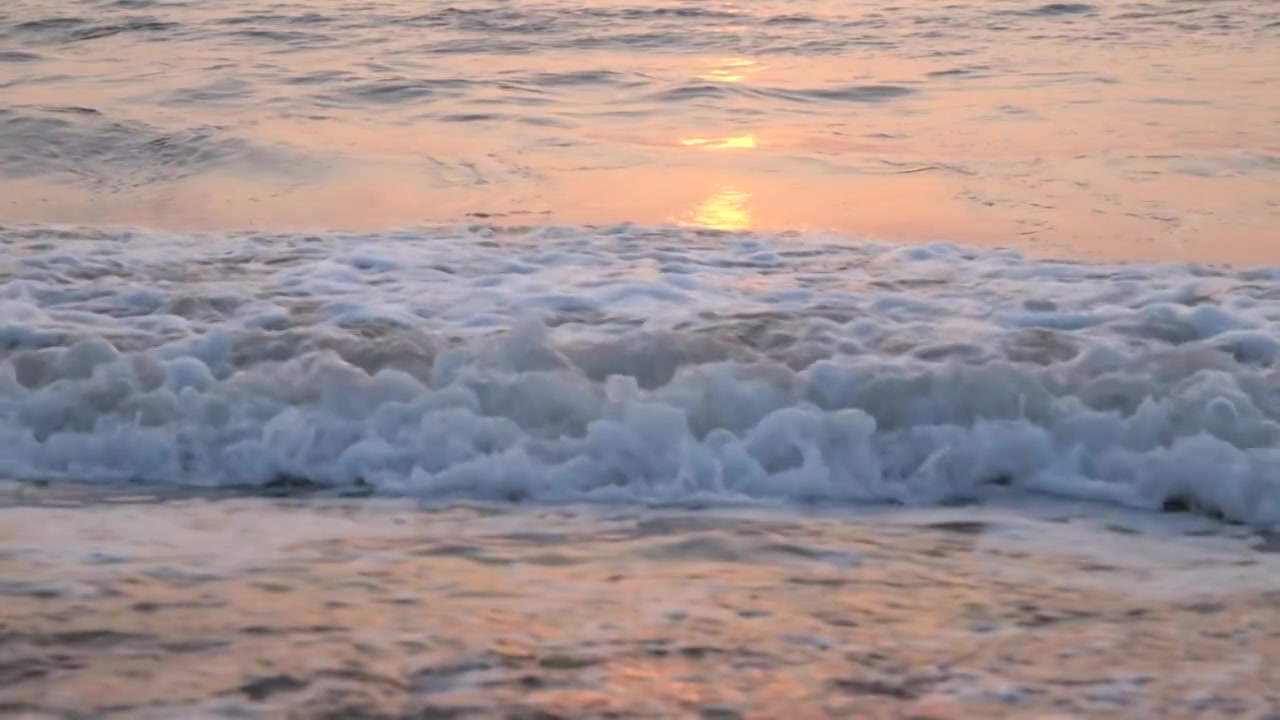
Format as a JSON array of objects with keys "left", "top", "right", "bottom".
[
  {"left": 683, "top": 184, "right": 753, "bottom": 231},
  {"left": 679, "top": 134, "right": 757, "bottom": 150},
  {"left": 698, "top": 57, "right": 761, "bottom": 83}
]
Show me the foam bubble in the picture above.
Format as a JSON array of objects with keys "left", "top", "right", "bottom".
[{"left": 2, "top": 224, "right": 1279, "bottom": 526}]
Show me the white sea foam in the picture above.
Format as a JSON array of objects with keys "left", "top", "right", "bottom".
[{"left": 2, "top": 224, "right": 1280, "bottom": 526}]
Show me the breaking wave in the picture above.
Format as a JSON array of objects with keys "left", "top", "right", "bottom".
[{"left": 2, "top": 224, "right": 1279, "bottom": 526}]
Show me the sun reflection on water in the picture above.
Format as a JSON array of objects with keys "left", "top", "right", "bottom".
[
  {"left": 679, "top": 135, "right": 757, "bottom": 150},
  {"left": 683, "top": 184, "right": 753, "bottom": 231},
  {"left": 698, "top": 57, "right": 763, "bottom": 84}
]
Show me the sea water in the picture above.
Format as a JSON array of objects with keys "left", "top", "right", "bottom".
[
  {"left": 3, "top": 226, "right": 1280, "bottom": 717},
  {"left": 1, "top": 0, "right": 1277, "bottom": 259},
  {"left": 2, "top": 0, "right": 1279, "bottom": 717}
]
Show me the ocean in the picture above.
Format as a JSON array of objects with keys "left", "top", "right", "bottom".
[{"left": 1, "top": 0, "right": 1279, "bottom": 717}]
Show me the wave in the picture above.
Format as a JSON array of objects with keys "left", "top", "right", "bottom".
[
  {"left": 0, "top": 106, "right": 289, "bottom": 186},
  {"left": 1, "top": 224, "right": 1279, "bottom": 526}
]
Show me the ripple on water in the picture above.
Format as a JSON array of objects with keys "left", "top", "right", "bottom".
[
  {"left": 317, "top": 79, "right": 474, "bottom": 106},
  {"left": 0, "top": 498, "right": 1277, "bottom": 717},
  {"left": 67, "top": 18, "right": 179, "bottom": 42},
  {"left": 1023, "top": 3, "right": 1097, "bottom": 17},
  {"left": 645, "top": 82, "right": 918, "bottom": 105},
  {"left": 157, "top": 78, "right": 257, "bottom": 107},
  {"left": 216, "top": 12, "right": 338, "bottom": 26},
  {"left": 10, "top": 17, "right": 88, "bottom": 33},
  {"left": 9, "top": 15, "right": 179, "bottom": 43},
  {"left": 0, "top": 0, "right": 1276, "bottom": 262},
  {"left": 0, "top": 106, "right": 292, "bottom": 186}
]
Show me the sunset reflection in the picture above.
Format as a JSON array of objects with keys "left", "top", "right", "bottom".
[
  {"left": 9, "top": 496, "right": 1277, "bottom": 717},
  {"left": 679, "top": 135, "right": 757, "bottom": 150},
  {"left": 684, "top": 184, "right": 753, "bottom": 231},
  {"left": 698, "top": 57, "right": 763, "bottom": 84}
]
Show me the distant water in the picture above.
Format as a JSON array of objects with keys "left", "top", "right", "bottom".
[{"left": 1, "top": 0, "right": 1277, "bottom": 260}]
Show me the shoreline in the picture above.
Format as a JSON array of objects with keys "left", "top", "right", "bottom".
[{"left": 3, "top": 497, "right": 1278, "bottom": 718}]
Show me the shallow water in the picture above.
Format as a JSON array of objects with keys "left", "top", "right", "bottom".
[
  {"left": 3, "top": 488, "right": 1279, "bottom": 719},
  {"left": 2, "top": 0, "right": 1278, "bottom": 261}
]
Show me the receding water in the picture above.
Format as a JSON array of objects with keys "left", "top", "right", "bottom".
[{"left": 4, "top": 488, "right": 1280, "bottom": 718}]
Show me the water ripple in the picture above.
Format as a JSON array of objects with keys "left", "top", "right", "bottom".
[
  {"left": 0, "top": 0, "right": 1274, "bottom": 261},
  {"left": 0, "top": 106, "right": 289, "bottom": 186}
]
